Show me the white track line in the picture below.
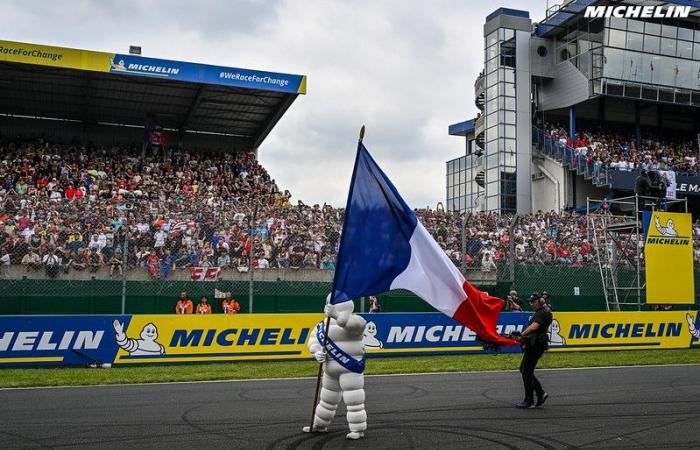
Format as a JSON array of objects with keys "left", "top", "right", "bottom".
[{"left": 0, "top": 363, "right": 698, "bottom": 391}]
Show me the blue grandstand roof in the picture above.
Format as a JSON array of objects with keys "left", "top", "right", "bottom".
[
  {"left": 486, "top": 8, "right": 530, "bottom": 22},
  {"left": 448, "top": 119, "right": 475, "bottom": 137}
]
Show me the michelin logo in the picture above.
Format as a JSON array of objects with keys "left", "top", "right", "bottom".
[
  {"left": 654, "top": 216, "right": 678, "bottom": 237},
  {"left": 110, "top": 57, "right": 180, "bottom": 76},
  {"left": 548, "top": 319, "right": 566, "bottom": 346},
  {"left": 113, "top": 320, "right": 165, "bottom": 356},
  {"left": 362, "top": 321, "right": 383, "bottom": 350},
  {"left": 386, "top": 324, "right": 523, "bottom": 344},
  {"left": 585, "top": 2, "right": 690, "bottom": 18}
]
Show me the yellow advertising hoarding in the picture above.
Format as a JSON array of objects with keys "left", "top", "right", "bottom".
[
  {"left": 114, "top": 314, "right": 323, "bottom": 364},
  {"left": 644, "top": 211, "right": 695, "bottom": 304},
  {"left": 0, "top": 39, "right": 112, "bottom": 72},
  {"left": 548, "top": 311, "right": 698, "bottom": 352}
]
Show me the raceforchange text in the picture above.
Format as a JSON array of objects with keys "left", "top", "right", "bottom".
[
  {"left": 219, "top": 71, "right": 290, "bottom": 87},
  {"left": 585, "top": 3, "right": 690, "bottom": 19},
  {"left": 0, "top": 330, "right": 103, "bottom": 351}
]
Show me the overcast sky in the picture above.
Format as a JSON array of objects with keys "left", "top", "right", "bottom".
[{"left": 2, "top": 0, "right": 545, "bottom": 208}]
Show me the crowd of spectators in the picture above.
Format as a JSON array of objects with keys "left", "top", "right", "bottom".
[
  {"left": 544, "top": 123, "right": 699, "bottom": 174},
  {"left": 1, "top": 137, "right": 700, "bottom": 280}
]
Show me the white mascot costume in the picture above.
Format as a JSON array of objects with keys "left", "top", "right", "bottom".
[{"left": 303, "top": 295, "right": 367, "bottom": 440}]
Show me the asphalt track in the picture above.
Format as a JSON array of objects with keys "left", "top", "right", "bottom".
[{"left": 1, "top": 365, "right": 699, "bottom": 449}]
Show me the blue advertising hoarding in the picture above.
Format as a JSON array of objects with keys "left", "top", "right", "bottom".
[{"left": 108, "top": 54, "right": 306, "bottom": 94}]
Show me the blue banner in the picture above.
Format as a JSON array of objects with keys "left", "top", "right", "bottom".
[
  {"left": 108, "top": 54, "right": 306, "bottom": 94},
  {"left": 0, "top": 315, "right": 128, "bottom": 367},
  {"left": 359, "top": 312, "right": 530, "bottom": 356}
]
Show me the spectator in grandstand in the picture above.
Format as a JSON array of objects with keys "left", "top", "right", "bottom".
[
  {"left": 221, "top": 292, "right": 241, "bottom": 314},
  {"left": 21, "top": 248, "right": 41, "bottom": 271},
  {"left": 196, "top": 296, "right": 212, "bottom": 314},
  {"left": 42, "top": 249, "right": 61, "bottom": 278},
  {"left": 175, "top": 292, "right": 193, "bottom": 314},
  {"left": 109, "top": 247, "right": 123, "bottom": 278}
]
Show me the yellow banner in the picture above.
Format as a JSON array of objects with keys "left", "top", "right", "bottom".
[
  {"left": 644, "top": 211, "right": 695, "bottom": 304},
  {"left": 113, "top": 314, "right": 323, "bottom": 364},
  {"left": 0, "top": 40, "right": 112, "bottom": 72},
  {"left": 548, "top": 311, "right": 698, "bottom": 352}
]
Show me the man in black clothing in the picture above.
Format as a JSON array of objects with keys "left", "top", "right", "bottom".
[{"left": 516, "top": 294, "right": 553, "bottom": 409}]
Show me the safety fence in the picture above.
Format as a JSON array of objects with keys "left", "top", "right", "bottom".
[
  {"left": 0, "top": 311, "right": 698, "bottom": 367},
  {"left": 1, "top": 209, "right": 698, "bottom": 314}
]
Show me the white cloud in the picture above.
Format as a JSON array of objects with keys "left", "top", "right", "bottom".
[{"left": 0, "top": 0, "right": 545, "bottom": 207}]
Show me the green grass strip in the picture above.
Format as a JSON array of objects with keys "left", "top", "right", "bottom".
[{"left": 0, "top": 349, "right": 697, "bottom": 389}]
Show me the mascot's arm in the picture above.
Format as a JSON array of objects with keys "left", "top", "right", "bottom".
[
  {"left": 308, "top": 321, "right": 323, "bottom": 354},
  {"left": 339, "top": 314, "right": 367, "bottom": 337}
]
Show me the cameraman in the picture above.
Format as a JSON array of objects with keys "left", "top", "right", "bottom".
[
  {"left": 505, "top": 290, "right": 522, "bottom": 312},
  {"left": 515, "top": 294, "right": 553, "bottom": 409}
]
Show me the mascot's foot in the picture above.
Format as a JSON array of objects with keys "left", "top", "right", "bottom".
[
  {"left": 302, "top": 426, "right": 328, "bottom": 433},
  {"left": 346, "top": 431, "right": 364, "bottom": 440}
]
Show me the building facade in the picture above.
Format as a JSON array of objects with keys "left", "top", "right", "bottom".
[{"left": 447, "top": 1, "right": 700, "bottom": 213}]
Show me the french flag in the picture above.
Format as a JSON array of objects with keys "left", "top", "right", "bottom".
[{"left": 331, "top": 140, "right": 517, "bottom": 347}]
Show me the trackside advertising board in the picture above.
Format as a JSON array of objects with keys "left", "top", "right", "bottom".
[
  {"left": 643, "top": 211, "right": 695, "bottom": 304},
  {"left": 0, "top": 39, "right": 306, "bottom": 94},
  {"left": 0, "top": 312, "right": 697, "bottom": 367}
]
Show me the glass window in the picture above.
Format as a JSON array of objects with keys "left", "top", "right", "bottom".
[
  {"left": 608, "top": 17, "right": 627, "bottom": 30},
  {"left": 677, "top": 40, "right": 693, "bottom": 59},
  {"left": 503, "top": 111, "right": 516, "bottom": 125},
  {"left": 485, "top": 126, "right": 497, "bottom": 143},
  {"left": 458, "top": 157, "right": 465, "bottom": 171},
  {"left": 503, "top": 82, "right": 515, "bottom": 97},
  {"left": 626, "top": 32, "right": 643, "bottom": 52},
  {"left": 694, "top": 43, "right": 700, "bottom": 60},
  {"left": 696, "top": 29, "right": 700, "bottom": 43},
  {"left": 486, "top": 57, "right": 498, "bottom": 74},
  {"left": 608, "top": 29, "right": 626, "bottom": 48},
  {"left": 500, "top": 68, "right": 515, "bottom": 83},
  {"left": 627, "top": 19, "right": 644, "bottom": 33},
  {"left": 486, "top": 44, "right": 498, "bottom": 61},
  {"left": 645, "top": 22, "right": 661, "bottom": 36},
  {"left": 643, "top": 34, "right": 660, "bottom": 53},
  {"left": 486, "top": 84, "right": 498, "bottom": 100},
  {"left": 504, "top": 125, "right": 516, "bottom": 139},
  {"left": 660, "top": 38, "right": 676, "bottom": 56},
  {"left": 678, "top": 27, "right": 693, "bottom": 41},
  {"left": 486, "top": 72, "right": 497, "bottom": 88},
  {"left": 447, "top": 161, "right": 454, "bottom": 174},
  {"left": 504, "top": 97, "right": 516, "bottom": 110},
  {"left": 486, "top": 31, "right": 497, "bottom": 48},
  {"left": 661, "top": 25, "right": 677, "bottom": 39}
]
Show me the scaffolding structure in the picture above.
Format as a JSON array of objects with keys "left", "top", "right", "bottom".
[{"left": 586, "top": 195, "right": 688, "bottom": 311}]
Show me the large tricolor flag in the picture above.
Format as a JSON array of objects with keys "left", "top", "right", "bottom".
[{"left": 331, "top": 141, "right": 517, "bottom": 346}]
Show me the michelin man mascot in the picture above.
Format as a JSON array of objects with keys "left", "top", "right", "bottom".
[{"left": 303, "top": 294, "right": 367, "bottom": 440}]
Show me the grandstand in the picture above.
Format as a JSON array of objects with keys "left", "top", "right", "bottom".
[
  {"left": 0, "top": 39, "right": 306, "bottom": 150},
  {"left": 447, "top": 1, "right": 700, "bottom": 215}
]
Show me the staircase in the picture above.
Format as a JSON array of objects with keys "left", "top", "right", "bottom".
[{"left": 532, "top": 127, "right": 610, "bottom": 188}]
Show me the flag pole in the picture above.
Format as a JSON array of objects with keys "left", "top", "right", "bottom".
[{"left": 308, "top": 125, "right": 365, "bottom": 433}]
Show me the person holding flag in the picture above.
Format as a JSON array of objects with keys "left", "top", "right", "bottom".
[{"left": 306, "top": 128, "right": 518, "bottom": 438}]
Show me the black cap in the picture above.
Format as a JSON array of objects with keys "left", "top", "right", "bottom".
[{"left": 528, "top": 294, "right": 541, "bottom": 303}]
